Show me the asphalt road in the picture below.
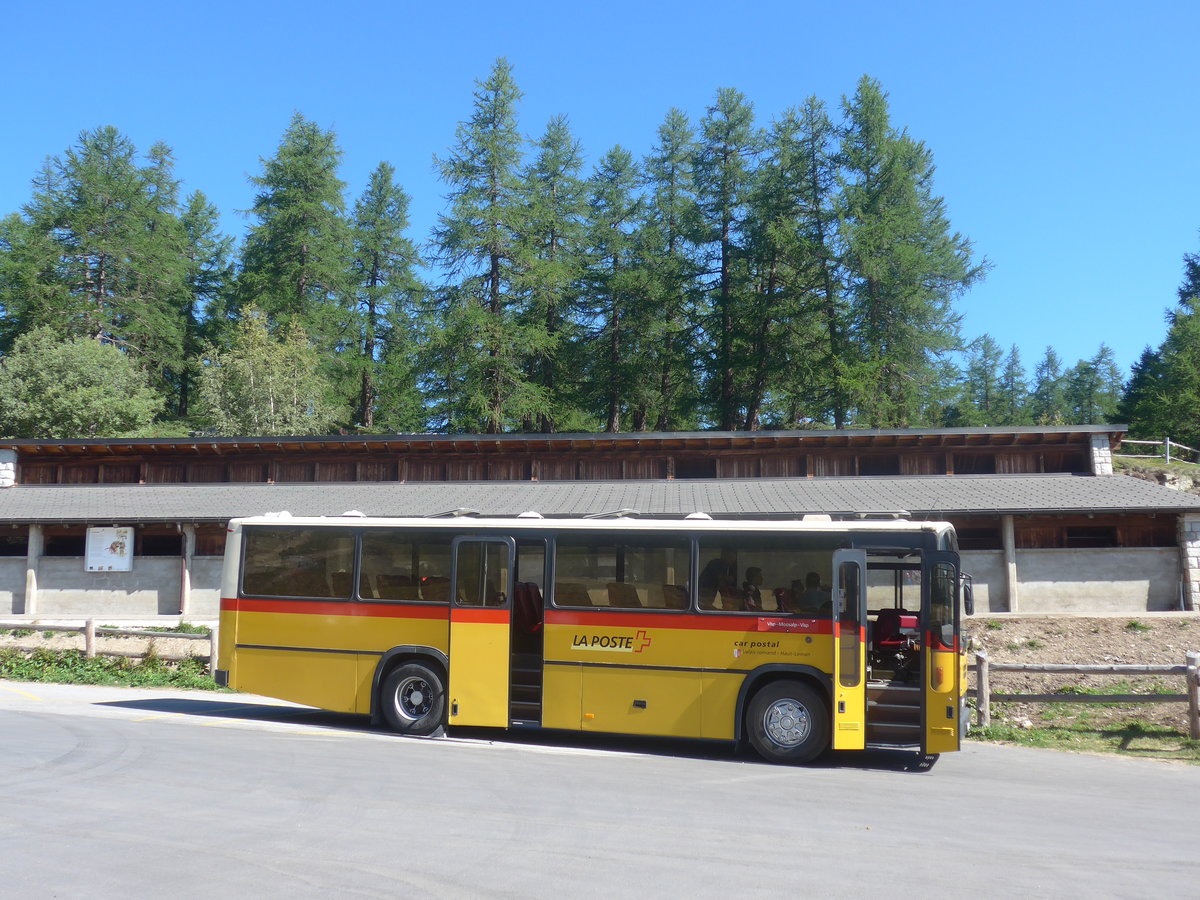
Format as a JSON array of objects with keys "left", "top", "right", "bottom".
[{"left": 0, "top": 681, "right": 1196, "bottom": 899}]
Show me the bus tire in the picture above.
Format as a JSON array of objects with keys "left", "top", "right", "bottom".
[
  {"left": 746, "top": 680, "right": 829, "bottom": 764},
  {"left": 380, "top": 662, "right": 445, "bottom": 736}
]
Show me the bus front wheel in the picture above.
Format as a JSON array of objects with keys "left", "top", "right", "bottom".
[
  {"left": 746, "top": 680, "right": 829, "bottom": 764},
  {"left": 380, "top": 662, "right": 446, "bottom": 736}
]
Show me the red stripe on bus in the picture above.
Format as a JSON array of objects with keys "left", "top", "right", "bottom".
[
  {"left": 220, "top": 597, "right": 449, "bottom": 620},
  {"left": 451, "top": 608, "right": 510, "bottom": 624}
]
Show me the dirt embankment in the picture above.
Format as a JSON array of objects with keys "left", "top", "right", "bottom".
[{"left": 964, "top": 614, "right": 1200, "bottom": 731}]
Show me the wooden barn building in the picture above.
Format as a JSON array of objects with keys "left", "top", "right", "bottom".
[{"left": 1, "top": 425, "right": 1197, "bottom": 620}]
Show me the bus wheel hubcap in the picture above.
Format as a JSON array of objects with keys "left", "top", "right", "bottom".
[
  {"left": 764, "top": 699, "right": 810, "bottom": 747},
  {"left": 397, "top": 677, "right": 431, "bottom": 720}
]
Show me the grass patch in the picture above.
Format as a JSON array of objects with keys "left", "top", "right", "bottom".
[
  {"left": 970, "top": 717, "right": 1200, "bottom": 762},
  {"left": 155, "top": 622, "right": 212, "bottom": 636},
  {"left": 1005, "top": 638, "right": 1045, "bottom": 652},
  {"left": 985, "top": 620, "right": 1004, "bottom": 630},
  {"left": 1125, "top": 620, "right": 1152, "bottom": 633},
  {"left": 0, "top": 647, "right": 219, "bottom": 690}
]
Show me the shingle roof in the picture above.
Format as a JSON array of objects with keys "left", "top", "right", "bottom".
[{"left": 0, "top": 474, "right": 1195, "bottom": 524}]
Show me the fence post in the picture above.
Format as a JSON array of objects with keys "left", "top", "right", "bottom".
[
  {"left": 1188, "top": 651, "right": 1199, "bottom": 742},
  {"left": 1165, "top": 437, "right": 1172, "bottom": 464},
  {"left": 976, "top": 649, "right": 990, "bottom": 728},
  {"left": 208, "top": 630, "right": 217, "bottom": 676},
  {"left": 84, "top": 618, "right": 96, "bottom": 658}
]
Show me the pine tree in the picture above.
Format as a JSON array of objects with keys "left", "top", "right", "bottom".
[
  {"left": 961, "top": 334, "right": 1004, "bottom": 424},
  {"left": 785, "top": 97, "right": 854, "bottom": 428},
  {"left": 237, "top": 113, "right": 354, "bottom": 395},
  {"left": 635, "top": 109, "right": 702, "bottom": 430},
  {"left": 581, "top": 145, "right": 643, "bottom": 432},
  {"left": 1029, "top": 346, "right": 1068, "bottom": 424},
  {"left": 694, "top": 88, "right": 761, "bottom": 429},
  {"left": 431, "top": 59, "right": 550, "bottom": 432},
  {"left": 997, "top": 344, "right": 1029, "bottom": 426},
  {"left": 515, "top": 115, "right": 588, "bottom": 432},
  {"left": 349, "top": 162, "right": 423, "bottom": 429},
  {"left": 839, "top": 77, "right": 983, "bottom": 427},
  {"left": 1063, "top": 345, "right": 1122, "bottom": 424},
  {"left": 1, "top": 127, "right": 190, "bottom": 409},
  {"left": 178, "top": 191, "right": 233, "bottom": 418}
]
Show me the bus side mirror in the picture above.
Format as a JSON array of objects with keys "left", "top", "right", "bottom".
[{"left": 962, "top": 576, "right": 975, "bottom": 617}]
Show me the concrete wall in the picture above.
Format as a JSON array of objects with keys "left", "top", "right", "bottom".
[
  {"left": 956, "top": 548, "right": 1180, "bottom": 614},
  {"left": 4, "top": 556, "right": 226, "bottom": 620},
  {"left": 189, "top": 557, "right": 225, "bottom": 617},
  {"left": 0, "top": 558, "right": 23, "bottom": 615},
  {"left": 1014, "top": 548, "right": 1180, "bottom": 612},
  {"left": 959, "top": 550, "right": 1005, "bottom": 613}
]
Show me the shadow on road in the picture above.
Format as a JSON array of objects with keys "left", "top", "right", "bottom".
[{"left": 95, "top": 697, "right": 939, "bottom": 772}]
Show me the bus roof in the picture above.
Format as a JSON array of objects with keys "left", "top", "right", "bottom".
[{"left": 228, "top": 512, "right": 955, "bottom": 537}]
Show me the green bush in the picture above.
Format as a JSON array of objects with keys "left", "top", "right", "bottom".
[{"left": 0, "top": 647, "right": 218, "bottom": 689}]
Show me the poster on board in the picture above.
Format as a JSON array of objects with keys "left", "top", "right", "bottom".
[{"left": 86, "top": 527, "right": 133, "bottom": 572}]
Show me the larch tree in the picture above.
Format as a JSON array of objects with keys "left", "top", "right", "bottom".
[
  {"left": 236, "top": 113, "right": 354, "bottom": 407},
  {"left": 839, "top": 77, "right": 983, "bottom": 427},
  {"left": 350, "top": 161, "right": 424, "bottom": 430},
  {"left": 581, "top": 145, "right": 643, "bottom": 432},
  {"left": 515, "top": 115, "right": 589, "bottom": 432},
  {"left": 1, "top": 127, "right": 190, "bottom": 410},
  {"left": 694, "top": 88, "right": 761, "bottom": 429},
  {"left": 432, "top": 58, "right": 549, "bottom": 432},
  {"left": 635, "top": 108, "right": 702, "bottom": 430}
]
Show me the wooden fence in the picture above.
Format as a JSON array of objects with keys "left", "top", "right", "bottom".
[
  {"left": 0, "top": 619, "right": 216, "bottom": 674},
  {"left": 1115, "top": 437, "right": 1199, "bottom": 464},
  {"left": 972, "top": 649, "right": 1200, "bottom": 739}
]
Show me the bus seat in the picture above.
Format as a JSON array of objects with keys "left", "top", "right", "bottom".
[
  {"left": 607, "top": 582, "right": 642, "bottom": 607},
  {"left": 286, "top": 569, "right": 331, "bottom": 598},
  {"left": 773, "top": 588, "right": 793, "bottom": 612},
  {"left": 330, "top": 571, "right": 353, "bottom": 599},
  {"left": 555, "top": 582, "right": 592, "bottom": 607},
  {"left": 661, "top": 584, "right": 688, "bottom": 609},
  {"left": 718, "top": 587, "right": 742, "bottom": 611},
  {"left": 874, "top": 609, "right": 918, "bottom": 650},
  {"left": 514, "top": 582, "right": 544, "bottom": 633},
  {"left": 376, "top": 574, "right": 419, "bottom": 601},
  {"left": 421, "top": 576, "right": 450, "bottom": 603}
]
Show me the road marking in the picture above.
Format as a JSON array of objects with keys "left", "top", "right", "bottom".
[{"left": 0, "top": 684, "right": 44, "bottom": 702}]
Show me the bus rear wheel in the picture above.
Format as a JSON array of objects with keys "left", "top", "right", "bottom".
[
  {"left": 381, "top": 662, "right": 446, "bottom": 736},
  {"left": 746, "top": 680, "right": 829, "bottom": 764}
]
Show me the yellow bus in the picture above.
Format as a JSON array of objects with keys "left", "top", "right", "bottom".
[{"left": 217, "top": 512, "right": 971, "bottom": 764}]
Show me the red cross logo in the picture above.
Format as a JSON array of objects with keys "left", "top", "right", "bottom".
[{"left": 635, "top": 630, "right": 652, "bottom": 653}]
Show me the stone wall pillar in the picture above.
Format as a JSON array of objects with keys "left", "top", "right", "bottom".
[
  {"left": 1001, "top": 514, "right": 1019, "bottom": 612},
  {"left": 1178, "top": 513, "right": 1200, "bottom": 611},
  {"left": 180, "top": 524, "right": 196, "bottom": 616},
  {"left": 0, "top": 449, "right": 16, "bottom": 487},
  {"left": 24, "top": 523, "right": 42, "bottom": 616},
  {"left": 1090, "top": 434, "right": 1114, "bottom": 475}
]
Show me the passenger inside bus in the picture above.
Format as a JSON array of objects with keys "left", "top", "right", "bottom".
[
  {"left": 792, "top": 571, "right": 830, "bottom": 612},
  {"left": 699, "top": 548, "right": 738, "bottom": 608}
]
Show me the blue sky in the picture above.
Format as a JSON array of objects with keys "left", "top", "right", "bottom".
[{"left": 3, "top": 0, "right": 1197, "bottom": 379}]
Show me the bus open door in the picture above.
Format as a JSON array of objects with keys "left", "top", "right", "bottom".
[
  {"left": 923, "top": 551, "right": 962, "bottom": 754},
  {"left": 831, "top": 549, "right": 867, "bottom": 750},
  {"left": 449, "top": 537, "right": 515, "bottom": 727}
]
